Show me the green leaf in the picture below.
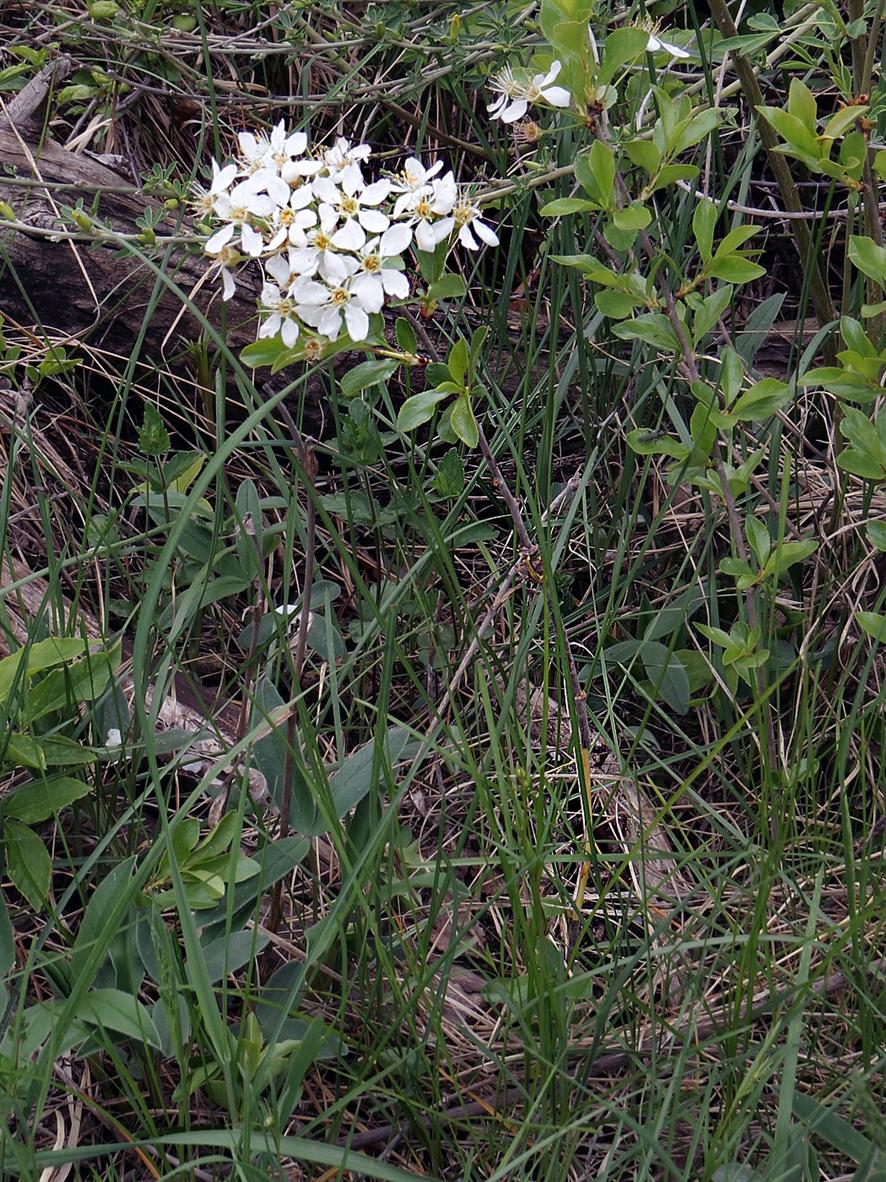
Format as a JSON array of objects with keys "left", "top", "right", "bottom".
[
  {"left": 240, "top": 337, "right": 290, "bottom": 369},
  {"left": 75, "top": 988, "right": 162, "bottom": 1049},
  {"left": 731, "top": 378, "right": 793, "bottom": 421},
  {"left": 613, "top": 313, "right": 680, "bottom": 352},
  {"left": 640, "top": 642, "right": 690, "bottom": 714},
  {"left": 0, "top": 637, "right": 98, "bottom": 706},
  {"left": 190, "top": 929, "right": 270, "bottom": 986},
  {"left": 756, "top": 106, "right": 822, "bottom": 158},
  {"left": 26, "top": 642, "right": 120, "bottom": 722},
  {"left": 856, "top": 611, "right": 886, "bottom": 642},
  {"left": 450, "top": 394, "right": 479, "bottom": 448},
  {"left": 598, "top": 26, "right": 650, "bottom": 86},
  {"left": 763, "top": 539, "right": 817, "bottom": 578},
  {"left": 645, "top": 163, "right": 698, "bottom": 195},
  {"left": 626, "top": 429, "right": 690, "bottom": 459},
  {"left": 139, "top": 403, "right": 170, "bottom": 456},
  {"left": 340, "top": 359, "right": 399, "bottom": 398},
  {"left": 432, "top": 448, "right": 465, "bottom": 498},
  {"left": 624, "top": 139, "right": 660, "bottom": 175},
  {"left": 746, "top": 516, "right": 770, "bottom": 567},
  {"left": 426, "top": 274, "right": 466, "bottom": 300},
  {"left": 708, "top": 255, "right": 766, "bottom": 284},
  {"left": 787, "top": 78, "right": 817, "bottom": 132},
  {"left": 595, "top": 289, "right": 643, "bottom": 319},
  {"left": 693, "top": 199, "right": 717, "bottom": 262},
  {"left": 692, "top": 284, "right": 733, "bottom": 343},
  {"left": 575, "top": 140, "right": 616, "bottom": 206},
  {"left": 540, "top": 197, "right": 600, "bottom": 216},
  {"left": 328, "top": 726, "right": 418, "bottom": 820},
  {"left": 848, "top": 236, "right": 886, "bottom": 285},
  {"left": 394, "top": 317, "right": 417, "bottom": 354},
  {"left": 447, "top": 338, "right": 469, "bottom": 386},
  {"left": 612, "top": 202, "right": 651, "bottom": 231},
  {"left": 396, "top": 389, "right": 451, "bottom": 433},
  {"left": 674, "top": 109, "right": 722, "bottom": 153},
  {"left": 5, "top": 821, "right": 51, "bottom": 908},
  {"left": 71, "top": 857, "right": 138, "bottom": 984},
  {"left": 866, "top": 520, "right": 886, "bottom": 550},
  {"left": 2, "top": 776, "right": 91, "bottom": 824},
  {"left": 802, "top": 365, "right": 882, "bottom": 402}
]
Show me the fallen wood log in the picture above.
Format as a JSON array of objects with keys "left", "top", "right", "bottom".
[{"left": 0, "top": 57, "right": 263, "bottom": 368}]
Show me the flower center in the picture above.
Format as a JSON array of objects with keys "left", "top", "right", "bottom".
[
  {"left": 314, "top": 232, "right": 331, "bottom": 250},
  {"left": 303, "top": 338, "right": 323, "bottom": 360},
  {"left": 231, "top": 205, "right": 247, "bottom": 222},
  {"left": 453, "top": 203, "right": 474, "bottom": 227},
  {"left": 330, "top": 287, "right": 349, "bottom": 306},
  {"left": 280, "top": 208, "right": 294, "bottom": 225},
  {"left": 341, "top": 196, "right": 359, "bottom": 216},
  {"left": 218, "top": 246, "right": 238, "bottom": 267},
  {"left": 415, "top": 198, "right": 433, "bottom": 219},
  {"left": 526, "top": 84, "right": 542, "bottom": 101},
  {"left": 278, "top": 298, "right": 294, "bottom": 316},
  {"left": 273, "top": 151, "right": 287, "bottom": 168},
  {"left": 362, "top": 255, "right": 381, "bottom": 273}
]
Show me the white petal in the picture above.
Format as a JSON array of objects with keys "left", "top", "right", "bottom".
[
  {"left": 541, "top": 85, "right": 572, "bottom": 108},
  {"left": 318, "top": 306, "right": 343, "bottom": 340},
  {"left": 313, "top": 176, "right": 340, "bottom": 205},
  {"left": 260, "top": 313, "right": 282, "bottom": 339},
  {"left": 320, "top": 252, "right": 349, "bottom": 284},
  {"left": 281, "top": 317, "right": 299, "bottom": 348},
  {"left": 380, "top": 222, "right": 412, "bottom": 256},
  {"left": 501, "top": 98, "right": 529, "bottom": 123},
  {"left": 291, "top": 278, "right": 329, "bottom": 304},
  {"left": 264, "top": 173, "right": 291, "bottom": 205},
  {"left": 488, "top": 93, "right": 508, "bottom": 118},
  {"left": 542, "top": 60, "right": 563, "bottom": 85},
  {"left": 414, "top": 220, "right": 438, "bottom": 252},
  {"left": 290, "top": 185, "right": 315, "bottom": 209},
  {"left": 221, "top": 268, "right": 236, "bottom": 301},
  {"left": 206, "top": 222, "right": 235, "bottom": 254},
  {"left": 458, "top": 223, "right": 479, "bottom": 250},
  {"left": 241, "top": 222, "right": 264, "bottom": 257},
  {"left": 475, "top": 218, "right": 499, "bottom": 247},
  {"left": 289, "top": 248, "right": 318, "bottom": 275},
  {"left": 381, "top": 268, "right": 409, "bottom": 298},
  {"left": 351, "top": 274, "right": 384, "bottom": 313},
  {"left": 432, "top": 216, "right": 455, "bottom": 243},
  {"left": 331, "top": 219, "right": 366, "bottom": 250},
  {"left": 344, "top": 303, "right": 369, "bottom": 341},
  {"left": 265, "top": 252, "right": 292, "bottom": 284},
  {"left": 238, "top": 131, "right": 259, "bottom": 158},
  {"left": 360, "top": 208, "right": 390, "bottom": 233},
  {"left": 265, "top": 228, "right": 287, "bottom": 252},
  {"left": 285, "top": 131, "right": 307, "bottom": 156},
  {"left": 212, "top": 162, "right": 238, "bottom": 193},
  {"left": 341, "top": 163, "right": 364, "bottom": 196},
  {"left": 361, "top": 179, "right": 391, "bottom": 205}
]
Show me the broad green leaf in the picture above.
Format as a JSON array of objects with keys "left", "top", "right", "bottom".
[
  {"left": 674, "top": 109, "right": 722, "bottom": 153},
  {"left": 823, "top": 104, "right": 868, "bottom": 141},
  {"left": 598, "top": 26, "right": 650, "bottom": 86},
  {"left": 612, "top": 202, "right": 651, "bottom": 231},
  {"left": 0, "top": 638, "right": 97, "bottom": 706},
  {"left": 5, "top": 821, "right": 51, "bottom": 908},
  {"left": 613, "top": 313, "right": 680, "bottom": 352},
  {"left": 645, "top": 163, "right": 698, "bottom": 195},
  {"left": 432, "top": 448, "right": 465, "bottom": 498},
  {"left": 396, "top": 389, "right": 451, "bottom": 433},
  {"left": 757, "top": 106, "right": 822, "bottom": 158},
  {"left": 626, "top": 429, "right": 690, "bottom": 459},
  {"left": 731, "top": 378, "right": 792, "bottom": 420},
  {"left": 745, "top": 517, "right": 770, "bottom": 568},
  {"left": 625, "top": 139, "right": 660, "bottom": 174},
  {"left": 190, "top": 929, "right": 269, "bottom": 985},
  {"left": 866, "top": 520, "right": 886, "bottom": 550},
  {"left": 693, "top": 199, "right": 717, "bottom": 262},
  {"left": 2, "top": 776, "right": 91, "bottom": 824},
  {"left": 240, "top": 337, "right": 290, "bottom": 369},
  {"left": 802, "top": 365, "right": 882, "bottom": 402},
  {"left": 329, "top": 726, "right": 418, "bottom": 819},
  {"left": 450, "top": 394, "right": 479, "bottom": 448},
  {"left": 25, "top": 642, "right": 120, "bottom": 723},
  {"left": 540, "top": 197, "right": 600, "bottom": 216},
  {"left": 856, "top": 611, "right": 886, "bottom": 641},
  {"left": 763, "top": 539, "right": 817, "bottom": 578},
  {"left": 708, "top": 256, "right": 766, "bottom": 284},
  {"left": 575, "top": 140, "right": 616, "bottom": 206},
  {"left": 394, "top": 317, "right": 417, "bottom": 354},
  {"left": 640, "top": 642, "right": 690, "bottom": 714},
  {"left": 71, "top": 858, "right": 138, "bottom": 985},
  {"left": 426, "top": 274, "right": 466, "bottom": 300},
  {"left": 340, "top": 359, "right": 399, "bottom": 398},
  {"left": 692, "top": 284, "right": 733, "bottom": 343},
  {"left": 447, "top": 338, "right": 469, "bottom": 386},
  {"left": 787, "top": 78, "right": 817, "bottom": 132},
  {"left": 595, "top": 289, "right": 643, "bottom": 318},
  {"left": 75, "top": 988, "right": 162, "bottom": 1049},
  {"left": 848, "top": 236, "right": 886, "bottom": 285}
]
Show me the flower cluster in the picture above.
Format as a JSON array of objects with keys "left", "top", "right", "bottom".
[{"left": 196, "top": 124, "right": 499, "bottom": 348}]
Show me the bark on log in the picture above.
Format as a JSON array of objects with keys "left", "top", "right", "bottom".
[{"left": 0, "top": 62, "right": 262, "bottom": 368}]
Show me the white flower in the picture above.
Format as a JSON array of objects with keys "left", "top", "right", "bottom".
[
  {"left": 487, "top": 60, "right": 572, "bottom": 124},
  {"left": 273, "top": 604, "right": 315, "bottom": 630},
  {"left": 292, "top": 261, "right": 376, "bottom": 342},
  {"left": 238, "top": 130, "right": 273, "bottom": 174},
  {"left": 265, "top": 119, "right": 308, "bottom": 171},
  {"left": 208, "top": 243, "right": 241, "bottom": 301},
  {"left": 105, "top": 728, "right": 123, "bottom": 748},
  {"left": 321, "top": 136, "right": 372, "bottom": 181},
  {"left": 266, "top": 184, "right": 317, "bottom": 250},
  {"left": 288, "top": 205, "right": 364, "bottom": 280},
  {"left": 259, "top": 282, "right": 301, "bottom": 348},
  {"left": 394, "top": 171, "right": 457, "bottom": 251},
  {"left": 193, "top": 159, "right": 237, "bottom": 217},
  {"left": 390, "top": 156, "right": 445, "bottom": 203},
  {"left": 452, "top": 197, "right": 499, "bottom": 251},
  {"left": 313, "top": 163, "right": 391, "bottom": 236},
  {"left": 351, "top": 228, "right": 411, "bottom": 310},
  {"left": 646, "top": 31, "right": 691, "bottom": 59},
  {"left": 206, "top": 176, "right": 277, "bottom": 258}
]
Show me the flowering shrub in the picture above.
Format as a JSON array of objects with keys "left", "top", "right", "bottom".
[{"left": 195, "top": 125, "right": 499, "bottom": 356}]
